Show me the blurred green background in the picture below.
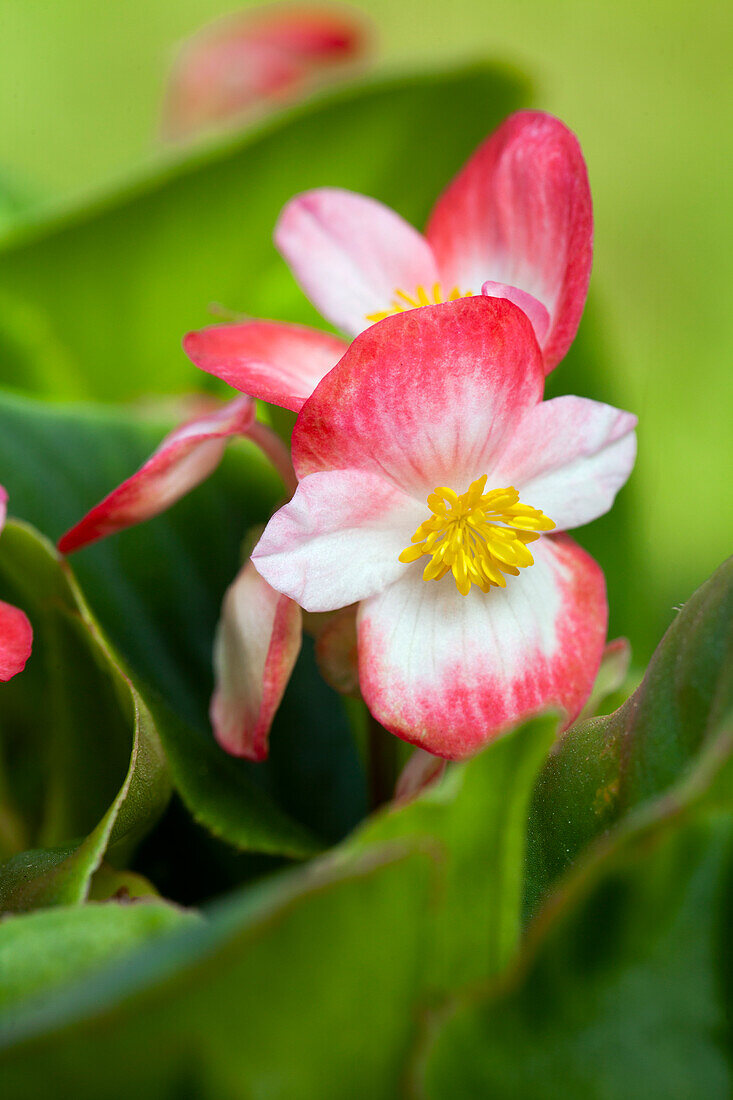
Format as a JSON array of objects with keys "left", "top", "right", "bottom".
[{"left": 0, "top": 0, "right": 730, "bottom": 659}]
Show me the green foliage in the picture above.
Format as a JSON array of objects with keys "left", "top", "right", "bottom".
[
  {"left": 414, "top": 719, "right": 733, "bottom": 1098},
  {"left": 0, "top": 62, "right": 525, "bottom": 402},
  {"left": 0, "top": 713, "right": 552, "bottom": 1098},
  {"left": 0, "top": 390, "right": 365, "bottom": 860},
  {"left": 0, "top": 900, "right": 201, "bottom": 1012},
  {"left": 527, "top": 555, "right": 733, "bottom": 915},
  {"left": 0, "top": 522, "right": 171, "bottom": 910}
]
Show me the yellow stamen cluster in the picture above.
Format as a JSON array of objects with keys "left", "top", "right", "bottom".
[
  {"left": 399, "top": 476, "right": 555, "bottom": 596},
  {"left": 366, "top": 283, "right": 471, "bottom": 324}
]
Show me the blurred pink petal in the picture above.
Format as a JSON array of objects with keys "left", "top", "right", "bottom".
[
  {"left": 164, "top": 6, "right": 368, "bottom": 138},
  {"left": 0, "top": 486, "right": 33, "bottom": 681}
]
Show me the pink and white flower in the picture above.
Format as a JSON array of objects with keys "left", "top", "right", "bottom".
[
  {"left": 184, "top": 110, "right": 592, "bottom": 412},
  {"left": 251, "top": 297, "right": 636, "bottom": 759},
  {"left": 0, "top": 486, "right": 33, "bottom": 682}
]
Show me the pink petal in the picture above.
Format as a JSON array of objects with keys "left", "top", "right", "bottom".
[
  {"left": 183, "top": 321, "right": 348, "bottom": 414},
  {"left": 0, "top": 484, "right": 7, "bottom": 531},
  {"left": 490, "top": 395, "right": 637, "bottom": 530},
  {"left": 293, "top": 296, "right": 544, "bottom": 495},
  {"left": 275, "top": 188, "right": 439, "bottom": 336},
  {"left": 357, "top": 535, "right": 607, "bottom": 759},
  {"left": 481, "top": 281, "right": 550, "bottom": 347},
  {"left": 0, "top": 599, "right": 33, "bottom": 682},
  {"left": 252, "top": 470, "right": 424, "bottom": 613},
  {"left": 315, "top": 605, "right": 359, "bottom": 696},
  {"left": 163, "top": 8, "right": 366, "bottom": 138},
  {"left": 58, "top": 397, "right": 255, "bottom": 554},
  {"left": 426, "top": 111, "right": 593, "bottom": 372},
  {"left": 211, "top": 561, "right": 302, "bottom": 761}
]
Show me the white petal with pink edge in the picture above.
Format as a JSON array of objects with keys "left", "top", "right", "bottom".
[
  {"left": 251, "top": 469, "right": 425, "bottom": 613},
  {"left": 357, "top": 535, "right": 607, "bottom": 759},
  {"left": 490, "top": 395, "right": 637, "bottom": 530},
  {"left": 293, "top": 297, "right": 544, "bottom": 495},
  {"left": 58, "top": 396, "right": 255, "bottom": 554},
  {"left": 275, "top": 187, "right": 439, "bottom": 336},
  {"left": 183, "top": 320, "right": 347, "bottom": 413},
  {"left": 426, "top": 110, "right": 592, "bottom": 373},
  {"left": 211, "top": 560, "right": 302, "bottom": 761}
]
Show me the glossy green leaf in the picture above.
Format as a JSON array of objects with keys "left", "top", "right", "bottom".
[
  {"left": 0, "top": 712, "right": 555, "bottom": 1097},
  {"left": 0, "top": 522, "right": 171, "bottom": 911},
  {"left": 526, "top": 555, "right": 733, "bottom": 915},
  {"left": 0, "top": 390, "right": 362, "bottom": 860},
  {"left": 0, "top": 900, "right": 201, "bottom": 1012},
  {"left": 0, "top": 844, "right": 433, "bottom": 1099},
  {"left": 414, "top": 711, "right": 733, "bottom": 1099},
  {"left": 0, "top": 62, "right": 525, "bottom": 401},
  {"left": 349, "top": 712, "right": 559, "bottom": 991}
]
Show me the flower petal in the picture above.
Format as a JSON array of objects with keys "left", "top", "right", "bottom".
[
  {"left": 275, "top": 187, "right": 439, "bottom": 336},
  {"left": 481, "top": 281, "right": 550, "bottom": 347},
  {"left": 357, "top": 535, "right": 607, "bottom": 759},
  {"left": 58, "top": 397, "right": 255, "bottom": 554},
  {"left": 490, "top": 395, "right": 637, "bottom": 530},
  {"left": 211, "top": 561, "right": 302, "bottom": 761},
  {"left": 252, "top": 469, "right": 424, "bottom": 613},
  {"left": 0, "top": 599, "right": 33, "bottom": 682},
  {"left": 293, "top": 296, "right": 544, "bottom": 495},
  {"left": 426, "top": 111, "right": 593, "bottom": 372},
  {"left": 183, "top": 321, "right": 348, "bottom": 413}
]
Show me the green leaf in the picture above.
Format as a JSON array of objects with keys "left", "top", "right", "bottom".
[
  {"left": 0, "top": 844, "right": 434, "bottom": 1099},
  {"left": 0, "top": 713, "right": 555, "bottom": 1097},
  {"left": 0, "top": 900, "right": 201, "bottom": 1013},
  {"left": 348, "top": 712, "right": 559, "bottom": 991},
  {"left": 0, "top": 522, "right": 172, "bottom": 911},
  {"left": 526, "top": 555, "right": 733, "bottom": 914},
  {"left": 0, "top": 390, "right": 363, "bottom": 860},
  {"left": 0, "top": 62, "right": 526, "bottom": 401},
  {"left": 413, "top": 710, "right": 733, "bottom": 1099}
]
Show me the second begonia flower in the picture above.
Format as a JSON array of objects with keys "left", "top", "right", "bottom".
[
  {"left": 251, "top": 297, "right": 636, "bottom": 759},
  {"left": 184, "top": 109, "right": 592, "bottom": 413}
]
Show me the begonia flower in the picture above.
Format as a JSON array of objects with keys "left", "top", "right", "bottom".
[
  {"left": 0, "top": 486, "right": 33, "bottom": 682},
  {"left": 184, "top": 110, "right": 591, "bottom": 413},
  {"left": 251, "top": 297, "right": 636, "bottom": 759},
  {"left": 164, "top": 7, "right": 368, "bottom": 139}
]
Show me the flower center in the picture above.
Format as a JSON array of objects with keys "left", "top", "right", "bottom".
[
  {"left": 398, "top": 476, "right": 555, "bottom": 596},
  {"left": 366, "top": 283, "right": 472, "bottom": 324}
]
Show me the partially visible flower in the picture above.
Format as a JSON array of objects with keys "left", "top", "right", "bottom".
[
  {"left": 252, "top": 297, "right": 636, "bottom": 759},
  {"left": 163, "top": 6, "right": 368, "bottom": 139},
  {"left": 0, "top": 486, "right": 33, "bottom": 682},
  {"left": 184, "top": 110, "right": 591, "bottom": 412},
  {"left": 58, "top": 397, "right": 257, "bottom": 554},
  {"left": 57, "top": 396, "right": 300, "bottom": 761}
]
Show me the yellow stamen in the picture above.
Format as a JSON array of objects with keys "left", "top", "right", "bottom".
[
  {"left": 366, "top": 283, "right": 471, "bottom": 324},
  {"left": 398, "top": 476, "right": 555, "bottom": 596}
]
